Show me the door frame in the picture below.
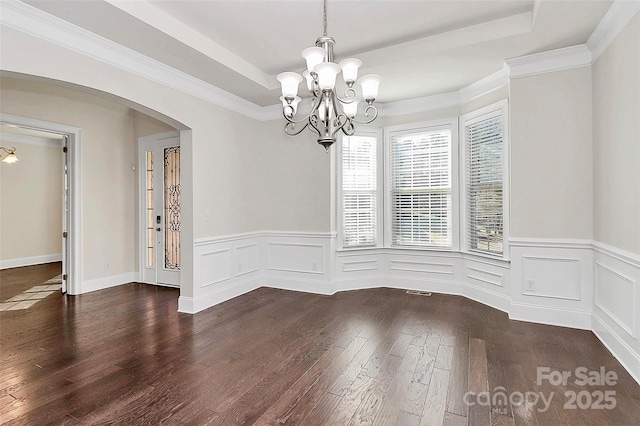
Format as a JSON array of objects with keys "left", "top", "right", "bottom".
[
  {"left": 137, "top": 130, "right": 181, "bottom": 287},
  {"left": 0, "top": 113, "right": 82, "bottom": 295}
]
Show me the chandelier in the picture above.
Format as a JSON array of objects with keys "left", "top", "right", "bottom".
[{"left": 276, "top": 0, "right": 382, "bottom": 151}]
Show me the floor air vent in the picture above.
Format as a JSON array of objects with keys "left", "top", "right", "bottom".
[{"left": 406, "top": 290, "right": 432, "bottom": 296}]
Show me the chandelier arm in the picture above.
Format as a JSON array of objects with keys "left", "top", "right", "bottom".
[
  {"left": 284, "top": 120, "right": 310, "bottom": 136},
  {"left": 336, "top": 88, "right": 357, "bottom": 104},
  {"left": 331, "top": 114, "right": 350, "bottom": 139},
  {"left": 0, "top": 147, "right": 16, "bottom": 154},
  {"left": 281, "top": 94, "right": 324, "bottom": 125},
  {"left": 329, "top": 93, "right": 350, "bottom": 139},
  {"left": 351, "top": 104, "right": 379, "bottom": 125},
  {"left": 341, "top": 120, "right": 356, "bottom": 136},
  {"left": 308, "top": 114, "right": 323, "bottom": 138}
]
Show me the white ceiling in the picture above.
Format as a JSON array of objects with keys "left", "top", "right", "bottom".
[{"left": 24, "top": 0, "right": 613, "bottom": 106}]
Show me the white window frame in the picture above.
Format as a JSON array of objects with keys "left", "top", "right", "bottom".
[
  {"left": 384, "top": 118, "right": 460, "bottom": 251},
  {"left": 460, "top": 100, "right": 510, "bottom": 260},
  {"left": 337, "top": 127, "right": 384, "bottom": 250}
]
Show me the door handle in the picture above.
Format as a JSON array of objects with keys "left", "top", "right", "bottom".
[{"left": 156, "top": 227, "right": 161, "bottom": 231}]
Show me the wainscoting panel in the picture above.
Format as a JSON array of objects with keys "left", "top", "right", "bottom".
[
  {"left": 592, "top": 242, "right": 640, "bottom": 384},
  {"left": 189, "top": 234, "right": 262, "bottom": 313},
  {"left": 263, "top": 232, "right": 335, "bottom": 295},
  {"left": 509, "top": 239, "right": 593, "bottom": 329},
  {"left": 522, "top": 256, "right": 581, "bottom": 300},
  {"left": 335, "top": 250, "right": 384, "bottom": 292},
  {"left": 388, "top": 259, "right": 455, "bottom": 275},
  {"left": 198, "top": 249, "right": 232, "bottom": 287},
  {"left": 236, "top": 243, "right": 259, "bottom": 276},
  {"left": 266, "top": 242, "right": 324, "bottom": 274},
  {"left": 595, "top": 261, "right": 637, "bottom": 337}
]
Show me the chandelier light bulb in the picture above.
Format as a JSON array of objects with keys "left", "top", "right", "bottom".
[
  {"left": 277, "top": 72, "right": 303, "bottom": 98},
  {"left": 339, "top": 58, "right": 362, "bottom": 85},
  {"left": 302, "top": 70, "right": 314, "bottom": 92},
  {"left": 314, "top": 62, "right": 341, "bottom": 90},
  {"left": 341, "top": 98, "right": 360, "bottom": 119},
  {"left": 279, "top": 96, "right": 302, "bottom": 116},
  {"left": 302, "top": 47, "right": 325, "bottom": 73},
  {"left": 358, "top": 74, "right": 383, "bottom": 101}
]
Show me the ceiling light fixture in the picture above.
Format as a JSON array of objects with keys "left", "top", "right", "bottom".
[
  {"left": 1, "top": 146, "right": 19, "bottom": 164},
  {"left": 277, "top": 0, "right": 382, "bottom": 151}
]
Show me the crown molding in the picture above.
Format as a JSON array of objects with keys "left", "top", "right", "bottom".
[
  {"left": 3, "top": 0, "right": 632, "bottom": 123},
  {"left": 506, "top": 44, "right": 592, "bottom": 78},
  {"left": 0, "top": 0, "right": 266, "bottom": 120},
  {"left": 377, "top": 92, "right": 462, "bottom": 117},
  {"left": 459, "top": 65, "right": 510, "bottom": 104},
  {"left": 587, "top": 0, "right": 640, "bottom": 62}
]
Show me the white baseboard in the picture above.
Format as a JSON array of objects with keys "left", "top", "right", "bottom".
[
  {"left": 0, "top": 253, "right": 62, "bottom": 270},
  {"left": 592, "top": 312, "right": 640, "bottom": 385},
  {"left": 463, "top": 283, "right": 511, "bottom": 314},
  {"left": 509, "top": 301, "right": 592, "bottom": 330},
  {"left": 80, "top": 272, "right": 135, "bottom": 294},
  {"left": 264, "top": 276, "right": 335, "bottom": 296},
  {"left": 180, "top": 278, "right": 261, "bottom": 314},
  {"left": 177, "top": 296, "right": 194, "bottom": 313}
]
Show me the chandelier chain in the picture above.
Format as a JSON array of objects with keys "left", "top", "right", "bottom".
[{"left": 323, "top": 0, "right": 327, "bottom": 36}]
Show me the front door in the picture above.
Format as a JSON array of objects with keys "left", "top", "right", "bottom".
[{"left": 139, "top": 132, "right": 181, "bottom": 287}]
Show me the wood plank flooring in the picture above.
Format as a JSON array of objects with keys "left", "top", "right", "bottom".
[{"left": 1, "top": 263, "right": 639, "bottom": 425}]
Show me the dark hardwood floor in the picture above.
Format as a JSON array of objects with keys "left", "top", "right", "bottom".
[{"left": 1, "top": 263, "right": 639, "bottom": 425}]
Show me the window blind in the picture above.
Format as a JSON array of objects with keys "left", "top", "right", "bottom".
[
  {"left": 465, "top": 115, "right": 504, "bottom": 255},
  {"left": 390, "top": 129, "right": 452, "bottom": 248},
  {"left": 342, "top": 135, "right": 377, "bottom": 247}
]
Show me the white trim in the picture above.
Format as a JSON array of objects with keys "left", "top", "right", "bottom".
[
  {"left": 509, "top": 301, "right": 592, "bottom": 330},
  {"left": 177, "top": 296, "right": 194, "bottom": 313},
  {"left": 80, "top": 272, "right": 135, "bottom": 294},
  {"left": 180, "top": 278, "right": 261, "bottom": 314},
  {"left": 194, "top": 230, "right": 336, "bottom": 246},
  {"left": 459, "top": 66, "right": 510, "bottom": 104},
  {"left": 506, "top": 45, "right": 592, "bottom": 78},
  {"left": 0, "top": 254, "right": 62, "bottom": 270},
  {"left": 592, "top": 312, "right": 640, "bottom": 385},
  {"left": 377, "top": 92, "right": 461, "bottom": 117},
  {"left": 595, "top": 262, "right": 637, "bottom": 337},
  {"left": 0, "top": 0, "right": 267, "bottom": 121},
  {"left": 593, "top": 240, "right": 640, "bottom": 266},
  {"left": 0, "top": 113, "right": 82, "bottom": 296},
  {"left": 588, "top": 0, "right": 640, "bottom": 62},
  {"left": 510, "top": 237, "right": 593, "bottom": 250},
  {"left": 103, "top": 0, "right": 275, "bottom": 91}
]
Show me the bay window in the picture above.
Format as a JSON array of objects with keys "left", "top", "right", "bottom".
[{"left": 337, "top": 101, "right": 507, "bottom": 260}]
